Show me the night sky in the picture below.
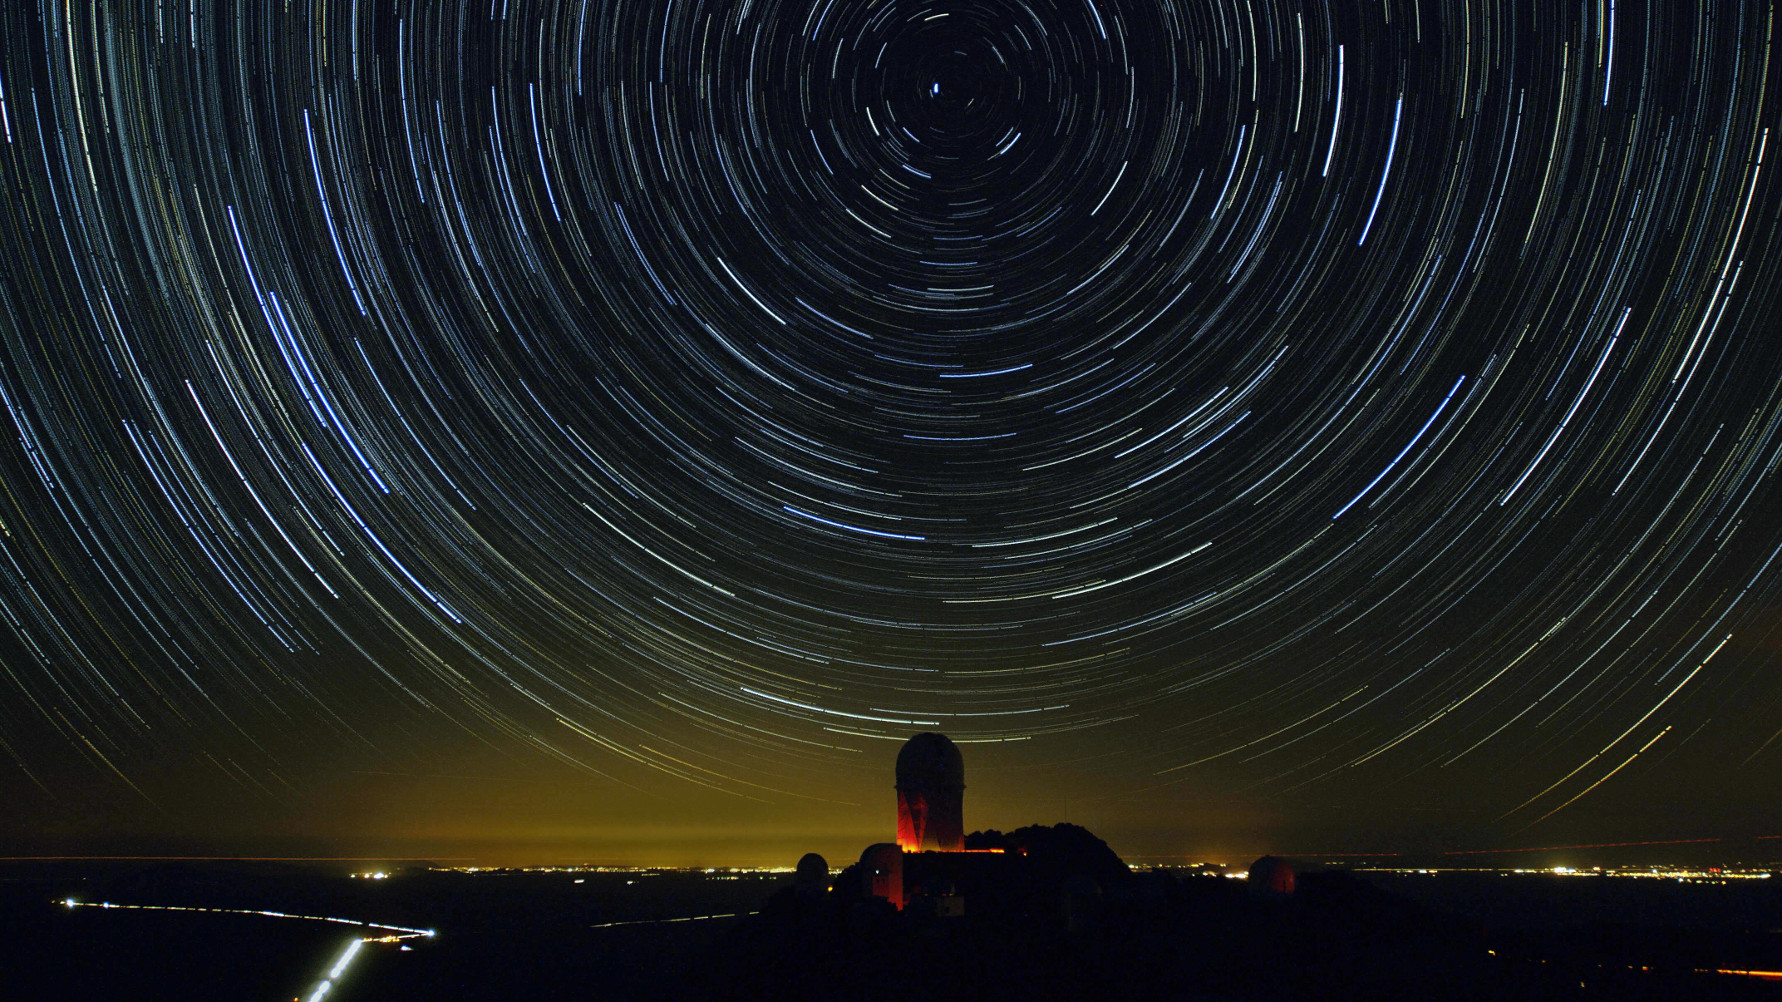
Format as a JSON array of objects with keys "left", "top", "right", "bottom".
[{"left": 1, "top": 0, "right": 1779, "bottom": 866}]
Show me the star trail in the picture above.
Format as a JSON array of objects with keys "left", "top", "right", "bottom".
[{"left": 0, "top": 0, "right": 1778, "bottom": 858}]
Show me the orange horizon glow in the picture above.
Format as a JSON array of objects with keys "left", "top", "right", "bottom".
[{"left": 0, "top": 856, "right": 475, "bottom": 861}]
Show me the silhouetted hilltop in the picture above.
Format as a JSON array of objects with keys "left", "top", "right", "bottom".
[
  {"left": 965, "top": 823, "right": 1130, "bottom": 884},
  {"left": 699, "top": 858, "right": 1782, "bottom": 1002}
]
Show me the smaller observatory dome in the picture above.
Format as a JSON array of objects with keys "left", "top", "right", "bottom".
[
  {"left": 1247, "top": 855, "right": 1296, "bottom": 895},
  {"left": 860, "top": 843, "right": 905, "bottom": 909},
  {"left": 795, "top": 852, "right": 829, "bottom": 900},
  {"left": 896, "top": 732, "right": 965, "bottom": 793}
]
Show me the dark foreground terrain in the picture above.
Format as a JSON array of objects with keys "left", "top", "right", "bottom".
[
  {"left": 2, "top": 860, "right": 1779, "bottom": 1000},
  {"left": 701, "top": 867, "right": 1782, "bottom": 1002},
  {"left": 0, "top": 862, "right": 763, "bottom": 1000}
]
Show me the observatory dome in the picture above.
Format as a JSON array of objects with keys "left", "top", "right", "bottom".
[
  {"left": 895, "top": 732, "right": 965, "bottom": 793},
  {"left": 896, "top": 732, "right": 965, "bottom": 852},
  {"left": 1247, "top": 855, "right": 1296, "bottom": 895}
]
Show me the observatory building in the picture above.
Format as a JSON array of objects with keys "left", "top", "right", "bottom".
[
  {"left": 1247, "top": 854, "right": 1297, "bottom": 895},
  {"left": 850, "top": 732, "right": 1008, "bottom": 915},
  {"left": 896, "top": 731, "right": 965, "bottom": 852}
]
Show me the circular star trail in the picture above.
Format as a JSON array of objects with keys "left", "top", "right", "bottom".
[{"left": 0, "top": 0, "right": 1779, "bottom": 840}]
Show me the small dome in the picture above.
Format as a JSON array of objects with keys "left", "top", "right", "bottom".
[
  {"left": 896, "top": 732, "right": 964, "bottom": 792},
  {"left": 860, "top": 842, "right": 906, "bottom": 909},
  {"left": 796, "top": 852, "right": 828, "bottom": 884},
  {"left": 794, "top": 852, "right": 829, "bottom": 899},
  {"left": 1247, "top": 855, "right": 1296, "bottom": 895}
]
